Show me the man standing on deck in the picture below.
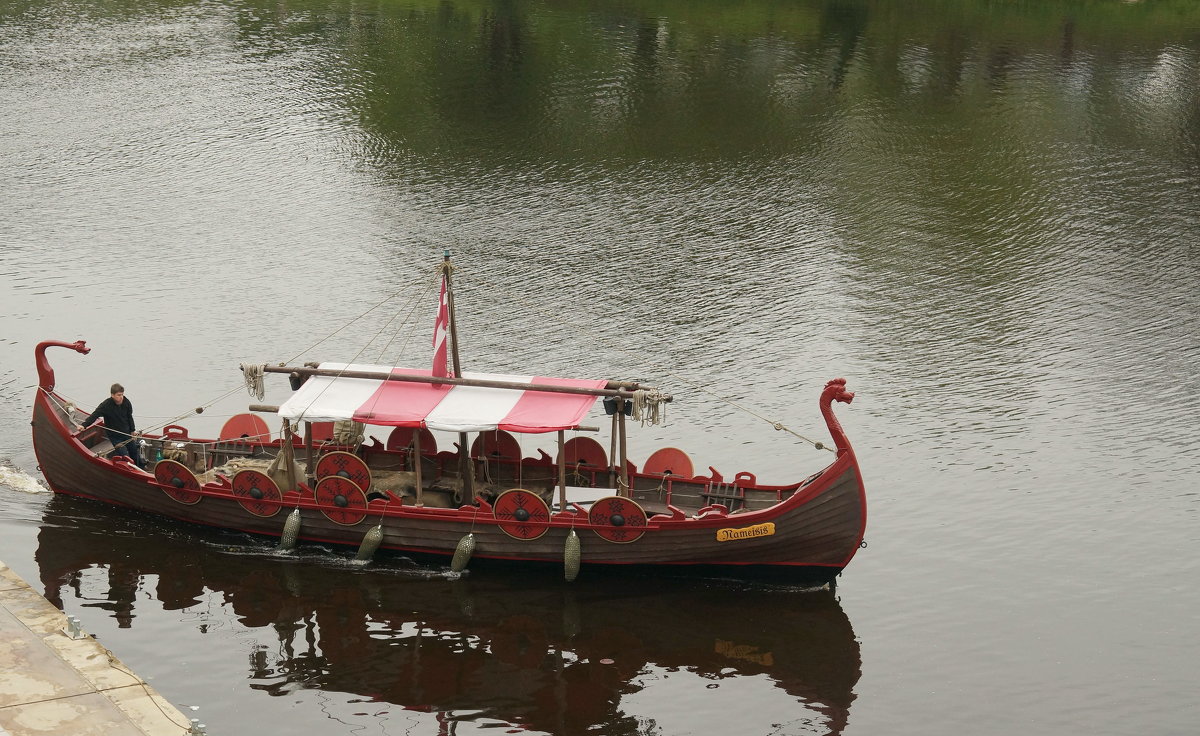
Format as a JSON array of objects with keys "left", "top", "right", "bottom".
[{"left": 78, "top": 383, "right": 144, "bottom": 468}]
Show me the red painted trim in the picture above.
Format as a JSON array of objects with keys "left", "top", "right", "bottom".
[{"left": 39, "top": 386, "right": 863, "bottom": 528}]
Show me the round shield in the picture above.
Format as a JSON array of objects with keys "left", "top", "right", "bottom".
[
  {"left": 315, "top": 451, "right": 371, "bottom": 493},
  {"left": 588, "top": 496, "right": 647, "bottom": 543},
  {"left": 314, "top": 475, "right": 368, "bottom": 526},
  {"left": 153, "top": 459, "right": 202, "bottom": 505},
  {"left": 493, "top": 489, "right": 551, "bottom": 540},
  {"left": 231, "top": 469, "right": 282, "bottom": 518},
  {"left": 471, "top": 430, "right": 521, "bottom": 460},
  {"left": 643, "top": 447, "right": 694, "bottom": 478},
  {"left": 564, "top": 436, "right": 608, "bottom": 468}
]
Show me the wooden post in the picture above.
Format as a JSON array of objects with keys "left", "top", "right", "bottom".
[
  {"left": 557, "top": 429, "right": 567, "bottom": 511},
  {"left": 609, "top": 411, "right": 619, "bottom": 490},
  {"left": 617, "top": 398, "right": 629, "bottom": 497},
  {"left": 443, "top": 252, "right": 475, "bottom": 502},
  {"left": 281, "top": 419, "right": 298, "bottom": 492},
  {"left": 303, "top": 421, "right": 315, "bottom": 481},
  {"left": 413, "top": 430, "right": 424, "bottom": 507},
  {"left": 459, "top": 432, "right": 474, "bottom": 501}
]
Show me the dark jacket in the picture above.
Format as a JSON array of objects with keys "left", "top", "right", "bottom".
[{"left": 82, "top": 397, "right": 136, "bottom": 435}]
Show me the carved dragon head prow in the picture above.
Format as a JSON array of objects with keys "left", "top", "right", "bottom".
[
  {"left": 35, "top": 340, "right": 90, "bottom": 392},
  {"left": 819, "top": 378, "right": 855, "bottom": 456},
  {"left": 823, "top": 377, "right": 855, "bottom": 405}
]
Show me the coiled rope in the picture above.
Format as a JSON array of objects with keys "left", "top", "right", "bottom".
[
  {"left": 631, "top": 389, "right": 668, "bottom": 427},
  {"left": 241, "top": 363, "right": 265, "bottom": 401}
]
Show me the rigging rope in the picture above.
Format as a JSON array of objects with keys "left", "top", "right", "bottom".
[
  {"left": 374, "top": 274, "right": 439, "bottom": 363},
  {"left": 60, "top": 255, "right": 830, "bottom": 455},
  {"left": 120, "top": 264, "right": 443, "bottom": 438},
  {"left": 46, "top": 390, "right": 277, "bottom": 452},
  {"left": 290, "top": 268, "right": 441, "bottom": 422},
  {"left": 455, "top": 270, "right": 833, "bottom": 452}
]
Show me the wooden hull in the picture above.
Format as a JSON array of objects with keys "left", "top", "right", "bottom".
[{"left": 32, "top": 386, "right": 866, "bottom": 586}]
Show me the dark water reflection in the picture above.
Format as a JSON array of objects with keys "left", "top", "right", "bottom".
[{"left": 36, "top": 496, "right": 859, "bottom": 735}]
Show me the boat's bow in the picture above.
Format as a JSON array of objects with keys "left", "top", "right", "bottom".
[
  {"left": 820, "top": 378, "right": 856, "bottom": 457},
  {"left": 35, "top": 339, "right": 90, "bottom": 392}
]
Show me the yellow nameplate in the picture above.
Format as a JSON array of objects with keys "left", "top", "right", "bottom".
[{"left": 716, "top": 522, "right": 775, "bottom": 542}]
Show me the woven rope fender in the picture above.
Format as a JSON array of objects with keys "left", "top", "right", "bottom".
[
  {"left": 278, "top": 508, "right": 301, "bottom": 551},
  {"left": 451, "top": 533, "right": 475, "bottom": 572},
  {"left": 564, "top": 529, "right": 581, "bottom": 582},
  {"left": 355, "top": 524, "right": 384, "bottom": 562}
]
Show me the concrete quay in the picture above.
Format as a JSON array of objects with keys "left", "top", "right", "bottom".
[{"left": 0, "top": 560, "right": 194, "bottom": 735}]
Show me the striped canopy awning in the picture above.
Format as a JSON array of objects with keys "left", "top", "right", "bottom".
[{"left": 276, "top": 363, "right": 607, "bottom": 434}]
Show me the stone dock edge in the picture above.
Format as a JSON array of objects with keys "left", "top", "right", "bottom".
[{"left": 0, "top": 559, "right": 194, "bottom": 736}]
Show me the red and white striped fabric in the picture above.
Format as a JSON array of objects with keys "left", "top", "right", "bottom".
[
  {"left": 277, "top": 363, "right": 606, "bottom": 434},
  {"left": 431, "top": 276, "right": 450, "bottom": 378}
]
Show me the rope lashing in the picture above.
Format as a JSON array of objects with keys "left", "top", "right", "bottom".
[
  {"left": 771, "top": 419, "right": 829, "bottom": 451},
  {"left": 568, "top": 463, "right": 589, "bottom": 487},
  {"left": 631, "top": 389, "right": 668, "bottom": 426},
  {"left": 147, "top": 267, "right": 438, "bottom": 436},
  {"left": 49, "top": 390, "right": 274, "bottom": 449},
  {"left": 242, "top": 363, "right": 266, "bottom": 400}
]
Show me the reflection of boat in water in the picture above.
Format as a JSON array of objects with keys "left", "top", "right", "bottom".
[{"left": 35, "top": 495, "right": 861, "bottom": 734}]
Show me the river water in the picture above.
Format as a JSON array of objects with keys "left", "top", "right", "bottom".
[{"left": 1, "top": 1, "right": 1197, "bottom": 734}]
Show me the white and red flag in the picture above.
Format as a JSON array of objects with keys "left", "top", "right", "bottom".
[{"left": 432, "top": 275, "right": 451, "bottom": 378}]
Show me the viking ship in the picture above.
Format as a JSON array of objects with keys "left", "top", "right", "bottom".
[{"left": 31, "top": 254, "right": 866, "bottom": 586}]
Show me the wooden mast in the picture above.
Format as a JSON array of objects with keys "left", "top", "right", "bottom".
[
  {"left": 609, "top": 411, "right": 619, "bottom": 489},
  {"left": 442, "top": 250, "right": 475, "bottom": 503},
  {"left": 412, "top": 430, "right": 424, "bottom": 507},
  {"left": 617, "top": 397, "right": 629, "bottom": 496}
]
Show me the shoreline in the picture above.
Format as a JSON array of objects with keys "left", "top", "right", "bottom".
[{"left": 0, "top": 559, "right": 195, "bottom": 736}]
